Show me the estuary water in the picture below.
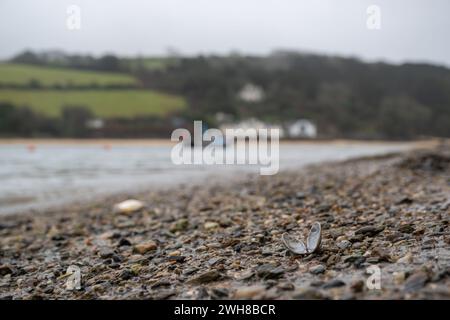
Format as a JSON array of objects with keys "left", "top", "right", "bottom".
[{"left": 0, "top": 141, "right": 415, "bottom": 215}]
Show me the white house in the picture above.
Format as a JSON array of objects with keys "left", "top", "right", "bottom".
[
  {"left": 287, "top": 119, "right": 317, "bottom": 138},
  {"left": 238, "top": 83, "right": 265, "bottom": 103},
  {"left": 85, "top": 118, "right": 104, "bottom": 130}
]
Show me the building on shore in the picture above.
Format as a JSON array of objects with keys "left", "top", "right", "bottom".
[
  {"left": 238, "top": 83, "right": 265, "bottom": 103},
  {"left": 287, "top": 119, "right": 317, "bottom": 138}
]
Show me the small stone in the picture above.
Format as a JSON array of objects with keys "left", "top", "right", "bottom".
[
  {"left": 133, "top": 241, "right": 158, "bottom": 254},
  {"left": 350, "top": 279, "right": 365, "bottom": 293},
  {"left": 371, "top": 248, "right": 392, "bottom": 262},
  {"left": 397, "top": 252, "right": 413, "bottom": 264},
  {"left": 204, "top": 222, "right": 219, "bottom": 230},
  {"left": 211, "top": 288, "right": 229, "bottom": 299},
  {"left": 366, "top": 257, "right": 380, "bottom": 264},
  {"left": 130, "top": 264, "right": 142, "bottom": 275},
  {"left": 261, "top": 248, "right": 274, "bottom": 256},
  {"left": 256, "top": 264, "right": 285, "bottom": 279},
  {"left": 167, "top": 255, "right": 186, "bottom": 263},
  {"left": 398, "top": 224, "right": 415, "bottom": 234},
  {"left": 326, "top": 254, "right": 339, "bottom": 266},
  {"left": 337, "top": 240, "right": 352, "bottom": 250},
  {"left": 404, "top": 271, "right": 428, "bottom": 292},
  {"left": 153, "top": 289, "right": 177, "bottom": 300},
  {"left": 111, "top": 254, "right": 122, "bottom": 263},
  {"left": 292, "top": 287, "right": 324, "bottom": 299},
  {"left": 309, "top": 264, "right": 326, "bottom": 275},
  {"left": 208, "top": 257, "right": 224, "bottom": 266},
  {"left": 117, "top": 238, "right": 131, "bottom": 247},
  {"left": 0, "top": 265, "right": 14, "bottom": 276},
  {"left": 98, "top": 247, "right": 114, "bottom": 259},
  {"left": 151, "top": 279, "right": 171, "bottom": 289},
  {"left": 168, "top": 250, "right": 181, "bottom": 257},
  {"left": 182, "top": 267, "right": 198, "bottom": 276},
  {"left": 234, "top": 285, "right": 266, "bottom": 299},
  {"left": 322, "top": 279, "right": 346, "bottom": 289},
  {"left": 99, "top": 231, "right": 119, "bottom": 240},
  {"left": 386, "top": 232, "right": 404, "bottom": 242},
  {"left": 393, "top": 271, "right": 406, "bottom": 284},
  {"left": 329, "top": 227, "right": 345, "bottom": 239},
  {"left": 396, "top": 196, "right": 413, "bottom": 205},
  {"left": 120, "top": 269, "right": 134, "bottom": 280},
  {"left": 296, "top": 192, "right": 306, "bottom": 199},
  {"left": 206, "top": 242, "right": 222, "bottom": 249},
  {"left": 277, "top": 282, "right": 295, "bottom": 291},
  {"left": 170, "top": 218, "right": 189, "bottom": 232},
  {"left": 355, "top": 226, "right": 384, "bottom": 237},
  {"left": 234, "top": 270, "right": 254, "bottom": 281},
  {"left": 343, "top": 254, "right": 363, "bottom": 263},
  {"left": 188, "top": 270, "right": 222, "bottom": 284}
]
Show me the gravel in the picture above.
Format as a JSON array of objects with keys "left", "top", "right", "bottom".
[{"left": 0, "top": 146, "right": 449, "bottom": 300}]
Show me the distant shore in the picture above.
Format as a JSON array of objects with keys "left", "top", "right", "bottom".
[{"left": 0, "top": 137, "right": 443, "bottom": 148}]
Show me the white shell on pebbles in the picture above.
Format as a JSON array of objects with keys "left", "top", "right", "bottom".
[
  {"left": 306, "top": 222, "right": 322, "bottom": 253},
  {"left": 282, "top": 222, "right": 322, "bottom": 255},
  {"left": 282, "top": 233, "right": 308, "bottom": 254},
  {"left": 113, "top": 199, "right": 145, "bottom": 214}
]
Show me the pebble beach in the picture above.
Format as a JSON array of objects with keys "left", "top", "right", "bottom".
[{"left": 0, "top": 144, "right": 449, "bottom": 300}]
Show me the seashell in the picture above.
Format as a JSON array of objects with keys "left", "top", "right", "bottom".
[
  {"left": 306, "top": 222, "right": 322, "bottom": 253},
  {"left": 113, "top": 199, "right": 145, "bottom": 214},
  {"left": 282, "top": 233, "right": 307, "bottom": 254},
  {"left": 282, "top": 222, "right": 322, "bottom": 255}
]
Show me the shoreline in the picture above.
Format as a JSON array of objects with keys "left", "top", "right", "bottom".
[
  {"left": 0, "top": 141, "right": 436, "bottom": 217},
  {"left": 0, "top": 145, "right": 449, "bottom": 300},
  {"left": 0, "top": 169, "right": 248, "bottom": 218},
  {"left": 0, "top": 138, "right": 443, "bottom": 148}
]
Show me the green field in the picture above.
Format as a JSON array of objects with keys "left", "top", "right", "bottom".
[
  {"left": 0, "top": 89, "right": 186, "bottom": 118},
  {"left": 0, "top": 63, "right": 138, "bottom": 87},
  {"left": 122, "top": 57, "right": 174, "bottom": 72}
]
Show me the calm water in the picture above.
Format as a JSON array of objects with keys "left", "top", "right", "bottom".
[{"left": 0, "top": 142, "right": 414, "bottom": 214}]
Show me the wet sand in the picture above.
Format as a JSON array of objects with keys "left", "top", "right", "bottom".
[{"left": 0, "top": 144, "right": 449, "bottom": 300}]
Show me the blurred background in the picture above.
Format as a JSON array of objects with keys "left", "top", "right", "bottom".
[
  {"left": 0, "top": 0, "right": 449, "bottom": 213},
  {"left": 1, "top": 0, "right": 449, "bottom": 139}
]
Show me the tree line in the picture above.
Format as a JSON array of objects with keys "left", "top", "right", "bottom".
[
  {"left": 138, "top": 51, "right": 450, "bottom": 139},
  {"left": 2, "top": 50, "right": 450, "bottom": 139}
]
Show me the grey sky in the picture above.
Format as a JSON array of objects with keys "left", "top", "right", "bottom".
[{"left": 0, "top": 0, "right": 449, "bottom": 66}]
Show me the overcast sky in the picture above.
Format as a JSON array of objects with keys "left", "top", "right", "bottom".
[{"left": 1, "top": 0, "right": 449, "bottom": 66}]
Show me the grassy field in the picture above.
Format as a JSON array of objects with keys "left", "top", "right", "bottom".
[
  {"left": 0, "top": 63, "right": 138, "bottom": 87},
  {"left": 122, "top": 57, "right": 175, "bottom": 72},
  {"left": 0, "top": 89, "right": 186, "bottom": 118}
]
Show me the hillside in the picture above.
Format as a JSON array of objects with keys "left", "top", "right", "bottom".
[
  {"left": 0, "top": 89, "right": 185, "bottom": 118},
  {"left": 139, "top": 52, "right": 450, "bottom": 139},
  {"left": 2, "top": 50, "right": 450, "bottom": 139},
  {"left": 0, "top": 63, "right": 138, "bottom": 88}
]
